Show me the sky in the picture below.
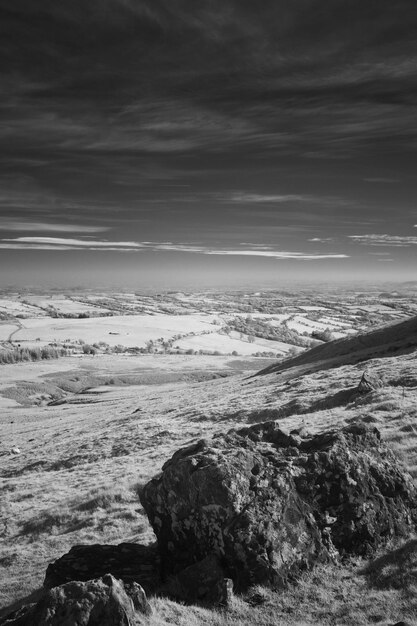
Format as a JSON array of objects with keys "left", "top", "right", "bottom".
[{"left": 0, "top": 0, "right": 416, "bottom": 289}]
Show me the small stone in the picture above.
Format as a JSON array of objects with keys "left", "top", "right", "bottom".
[{"left": 357, "top": 371, "right": 383, "bottom": 393}]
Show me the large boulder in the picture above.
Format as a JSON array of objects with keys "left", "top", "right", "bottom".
[
  {"left": 44, "top": 542, "right": 160, "bottom": 593},
  {"left": 140, "top": 422, "right": 417, "bottom": 591},
  {"left": 0, "top": 574, "right": 151, "bottom": 626}
]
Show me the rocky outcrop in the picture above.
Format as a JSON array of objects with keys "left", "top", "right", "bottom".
[
  {"left": 0, "top": 574, "right": 151, "bottom": 626},
  {"left": 140, "top": 421, "right": 417, "bottom": 591},
  {"left": 357, "top": 371, "right": 383, "bottom": 393},
  {"left": 44, "top": 542, "right": 160, "bottom": 593}
]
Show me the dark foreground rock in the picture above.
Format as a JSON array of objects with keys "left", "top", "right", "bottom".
[
  {"left": 44, "top": 542, "right": 160, "bottom": 593},
  {"left": 140, "top": 422, "right": 417, "bottom": 591},
  {"left": 0, "top": 574, "right": 151, "bottom": 626},
  {"left": 165, "top": 554, "right": 233, "bottom": 606}
]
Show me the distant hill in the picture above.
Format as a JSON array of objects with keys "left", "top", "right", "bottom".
[{"left": 258, "top": 314, "right": 417, "bottom": 377}]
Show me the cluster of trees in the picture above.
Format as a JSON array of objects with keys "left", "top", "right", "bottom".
[
  {"left": 311, "top": 328, "right": 335, "bottom": 342},
  {"left": 43, "top": 306, "right": 114, "bottom": 319},
  {"left": 223, "top": 316, "right": 313, "bottom": 348},
  {"left": 0, "top": 345, "right": 68, "bottom": 365},
  {"left": 0, "top": 311, "right": 13, "bottom": 321}
]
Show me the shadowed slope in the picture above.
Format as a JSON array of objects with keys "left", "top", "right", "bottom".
[{"left": 258, "top": 315, "right": 417, "bottom": 377}]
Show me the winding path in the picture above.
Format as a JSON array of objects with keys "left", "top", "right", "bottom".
[{"left": 6, "top": 320, "right": 23, "bottom": 344}]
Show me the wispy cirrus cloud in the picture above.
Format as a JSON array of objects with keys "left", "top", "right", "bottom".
[
  {"left": 227, "top": 192, "right": 356, "bottom": 211},
  {"left": 229, "top": 192, "right": 313, "bottom": 203},
  {"left": 0, "top": 222, "right": 110, "bottom": 233},
  {"left": 181, "top": 248, "right": 348, "bottom": 260},
  {"left": 349, "top": 234, "right": 417, "bottom": 247},
  {"left": 0, "top": 237, "right": 144, "bottom": 250},
  {"left": 0, "top": 237, "right": 348, "bottom": 260},
  {"left": 363, "top": 177, "right": 400, "bottom": 184},
  {"left": 308, "top": 237, "right": 334, "bottom": 243}
]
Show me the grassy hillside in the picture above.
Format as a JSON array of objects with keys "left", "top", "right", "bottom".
[
  {"left": 259, "top": 314, "right": 417, "bottom": 377},
  {"left": 0, "top": 320, "right": 416, "bottom": 625}
]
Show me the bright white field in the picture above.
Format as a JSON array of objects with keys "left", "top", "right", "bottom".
[
  {"left": 0, "top": 299, "right": 45, "bottom": 316},
  {"left": 0, "top": 324, "right": 20, "bottom": 341},
  {"left": 318, "top": 316, "right": 353, "bottom": 328},
  {"left": 298, "top": 306, "right": 329, "bottom": 311},
  {"left": 22, "top": 296, "right": 113, "bottom": 315},
  {"left": 286, "top": 315, "right": 354, "bottom": 334},
  {"left": 4, "top": 315, "right": 296, "bottom": 355},
  {"left": 6, "top": 314, "right": 219, "bottom": 347},
  {"left": 175, "top": 332, "right": 292, "bottom": 355},
  {"left": 252, "top": 313, "right": 293, "bottom": 324}
]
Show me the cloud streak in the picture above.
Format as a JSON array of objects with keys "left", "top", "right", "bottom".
[
  {"left": 0, "top": 237, "right": 349, "bottom": 260},
  {"left": 1, "top": 237, "right": 144, "bottom": 249},
  {"left": 229, "top": 193, "right": 314, "bottom": 204},
  {"left": 349, "top": 234, "right": 417, "bottom": 247},
  {"left": 0, "top": 222, "right": 110, "bottom": 233}
]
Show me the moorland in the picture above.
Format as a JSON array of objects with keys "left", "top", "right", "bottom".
[{"left": 1, "top": 282, "right": 417, "bottom": 625}]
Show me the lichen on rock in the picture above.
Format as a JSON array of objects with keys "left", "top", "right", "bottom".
[{"left": 140, "top": 421, "right": 417, "bottom": 591}]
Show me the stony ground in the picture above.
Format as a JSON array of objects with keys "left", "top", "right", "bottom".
[{"left": 0, "top": 349, "right": 417, "bottom": 624}]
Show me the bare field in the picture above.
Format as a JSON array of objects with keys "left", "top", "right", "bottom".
[
  {"left": 2, "top": 287, "right": 415, "bottom": 360},
  {"left": 3, "top": 314, "right": 218, "bottom": 346}
]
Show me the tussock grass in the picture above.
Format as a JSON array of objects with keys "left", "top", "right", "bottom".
[
  {"left": 19, "top": 508, "right": 86, "bottom": 538},
  {"left": 146, "top": 558, "right": 417, "bottom": 625},
  {"left": 0, "top": 346, "right": 67, "bottom": 365},
  {"left": 73, "top": 485, "right": 133, "bottom": 512},
  {"left": 373, "top": 399, "right": 402, "bottom": 412},
  {"left": 0, "top": 346, "right": 416, "bottom": 622},
  {"left": 16, "top": 483, "right": 144, "bottom": 541},
  {"left": 363, "top": 538, "right": 417, "bottom": 592}
]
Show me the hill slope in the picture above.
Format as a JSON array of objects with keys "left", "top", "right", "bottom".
[{"left": 258, "top": 314, "right": 417, "bottom": 377}]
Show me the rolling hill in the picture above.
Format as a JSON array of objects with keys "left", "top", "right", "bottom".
[{"left": 258, "top": 314, "right": 417, "bottom": 377}]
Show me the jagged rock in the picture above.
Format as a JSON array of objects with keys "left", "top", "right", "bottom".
[
  {"left": 44, "top": 543, "right": 160, "bottom": 593},
  {"left": 165, "top": 554, "right": 232, "bottom": 606},
  {"left": 140, "top": 422, "right": 417, "bottom": 591},
  {"left": 0, "top": 574, "right": 151, "bottom": 625},
  {"left": 357, "top": 371, "right": 383, "bottom": 393}
]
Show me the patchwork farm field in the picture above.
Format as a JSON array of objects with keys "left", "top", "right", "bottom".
[{"left": 1, "top": 285, "right": 416, "bottom": 360}]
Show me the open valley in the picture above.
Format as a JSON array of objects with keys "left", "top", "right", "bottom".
[{"left": 1, "top": 287, "right": 417, "bottom": 625}]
